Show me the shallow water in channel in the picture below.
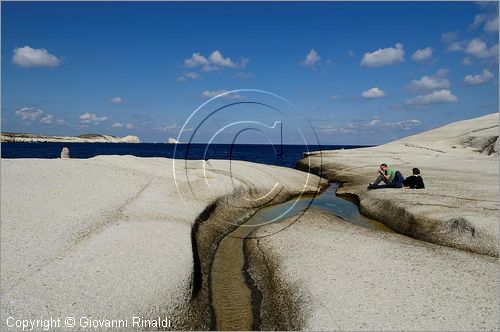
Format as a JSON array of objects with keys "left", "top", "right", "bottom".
[{"left": 210, "top": 183, "right": 392, "bottom": 330}]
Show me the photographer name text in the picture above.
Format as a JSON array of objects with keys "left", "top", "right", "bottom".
[{"left": 6, "top": 316, "right": 172, "bottom": 331}]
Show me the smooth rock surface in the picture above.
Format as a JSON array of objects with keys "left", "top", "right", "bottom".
[
  {"left": 248, "top": 209, "right": 499, "bottom": 331},
  {"left": 1, "top": 156, "right": 323, "bottom": 330},
  {"left": 297, "top": 113, "right": 499, "bottom": 256}
]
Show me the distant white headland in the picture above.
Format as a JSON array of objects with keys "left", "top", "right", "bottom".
[
  {"left": 167, "top": 137, "right": 182, "bottom": 144},
  {"left": 0, "top": 132, "right": 141, "bottom": 143}
]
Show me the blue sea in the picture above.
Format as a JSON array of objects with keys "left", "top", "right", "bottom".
[{"left": 0, "top": 143, "right": 369, "bottom": 168}]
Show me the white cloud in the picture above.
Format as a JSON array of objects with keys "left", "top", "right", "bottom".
[
  {"left": 177, "top": 72, "right": 201, "bottom": 82},
  {"left": 412, "top": 47, "right": 433, "bottom": 62},
  {"left": 40, "top": 114, "right": 54, "bottom": 125},
  {"left": 407, "top": 73, "right": 450, "bottom": 92},
  {"left": 320, "top": 125, "right": 357, "bottom": 135},
  {"left": 330, "top": 95, "right": 340, "bottom": 101},
  {"left": 448, "top": 41, "right": 465, "bottom": 51},
  {"left": 348, "top": 50, "right": 355, "bottom": 58},
  {"left": 184, "top": 52, "right": 209, "bottom": 67},
  {"left": 160, "top": 123, "right": 180, "bottom": 132},
  {"left": 385, "top": 119, "right": 422, "bottom": 130},
  {"left": 484, "top": 16, "right": 499, "bottom": 32},
  {"left": 361, "top": 43, "right": 404, "bottom": 67},
  {"left": 406, "top": 89, "right": 458, "bottom": 106},
  {"left": 184, "top": 51, "right": 247, "bottom": 72},
  {"left": 436, "top": 68, "right": 449, "bottom": 77},
  {"left": 465, "top": 39, "right": 498, "bottom": 58},
  {"left": 15, "top": 107, "right": 60, "bottom": 125},
  {"left": 201, "top": 90, "right": 243, "bottom": 99},
  {"left": 441, "top": 31, "right": 459, "bottom": 43},
  {"left": 15, "top": 108, "right": 43, "bottom": 122},
  {"left": 463, "top": 57, "right": 473, "bottom": 66},
  {"left": 112, "top": 122, "right": 134, "bottom": 129},
  {"left": 470, "top": 12, "right": 498, "bottom": 33},
  {"left": 471, "top": 13, "right": 487, "bottom": 29},
  {"left": 464, "top": 69, "right": 494, "bottom": 85},
  {"left": 235, "top": 72, "right": 254, "bottom": 79},
  {"left": 12, "top": 46, "right": 61, "bottom": 68},
  {"left": 302, "top": 49, "right": 321, "bottom": 68},
  {"left": 362, "top": 87, "right": 386, "bottom": 99},
  {"left": 209, "top": 50, "right": 244, "bottom": 68},
  {"left": 184, "top": 72, "right": 201, "bottom": 79},
  {"left": 319, "top": 117, "right": 421, "bottom": 135},
  {"left": 110, "top": 96, "right": 123, "bottom": 105},
  {"left": 79, "top": 112, "right": 107, "bottom": 124}
]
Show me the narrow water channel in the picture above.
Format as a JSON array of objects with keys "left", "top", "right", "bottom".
[{"left": 210, "top": 183, "right": 392, "bottom": 330}]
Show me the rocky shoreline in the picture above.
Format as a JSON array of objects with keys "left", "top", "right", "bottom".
[{"left": 1, "top": 132, "right": 141, "bottom": 143}]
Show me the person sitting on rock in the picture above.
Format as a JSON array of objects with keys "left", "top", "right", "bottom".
[
  {"left": 403, "top": 167, "right": 425, "bottom": 189},
  {"left": 367, "top": 163, "right": 405, "bottom": 189}
]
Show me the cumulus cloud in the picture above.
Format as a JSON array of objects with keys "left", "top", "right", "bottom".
[
  {"left": 470, "top": 12, "right": 498, "bottom": 33},
  {"left": 484, "top": 16, "right": 499, "bottom": 32},
  {"left": 465, "top": 39, "right": 498, "bottom": 58},
  {"left": 184, "top": 52, "right": 209, "bottom": 67},
  {"left": 201, "top": 90, "right": 243, "bottom": 99},
  {"left": 184, "top": 51, "right": 247, "bottom": 72},
  {"left": 406, "top": 89, "right": 458, "bottom": 106},
  {"left": 361, "top": 43, "right": 405, "bottom": 67},
  {"left": 209, "top": 50, "right": 245, "bottom": 68},
  {"left": 464, "top": 69, "right": 494, "bottom": 85},
  {"left": 15, "top": 107, "right": 60, "bottom": 125},
  {"left": 407, "top": 72, "right": 450, "bottom": 92},
  {"left": 412, "top": 47, "right": 433, "bottom": 62},
  {"left": 110, "top": 96, "right": 123, "bottom": 105},
  {"left": 79, "top": 112, "right": 107, "bottom": 124},
  {"left": 15, "top": 108, "right": 44, "bottom": 122},
  {"left": 302, "top": 49, "right": 321, "bottom": 68},
  {"left": 362, "top": 87, "right": 386, "bottom": 99},
  {"left": 12, "top": 46, "right": 61, "bottom": 68}
]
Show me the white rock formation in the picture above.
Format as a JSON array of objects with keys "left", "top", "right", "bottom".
[
  {"left": 298, "top": 113, "right": 499, "bottom": 256},
  {"left": 0, "top": 133, "right": 141, "bottom": 143},
  {"left": 167, "top": 137, "right": 180, "bottom": 144},
  {"left": 60, "top": 147, "right": 70, "bottom": 159},
  {"left": 0, "top": 156, "right": 324, "bottom": 330}
]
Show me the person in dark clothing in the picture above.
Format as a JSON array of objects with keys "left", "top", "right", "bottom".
[
  {"left": 403, "top": 168, "right": 425, "bottom": 189},
  {"left": 367, "top": 163, "right": 405, "bottom": 189}
]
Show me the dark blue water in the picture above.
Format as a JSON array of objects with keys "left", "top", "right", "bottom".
[{"left": 0, "top": 143, "right": 368, "bottom": 168}]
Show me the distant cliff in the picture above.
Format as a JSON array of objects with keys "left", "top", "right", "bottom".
[
  {"left": 167, "top": 137, "right": 181, "bottom": 144},
  {"left": 1, "top": 133, "right": 141, "bottom": 143}
]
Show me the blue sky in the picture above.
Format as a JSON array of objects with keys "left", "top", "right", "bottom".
[{"left": 1, "top": 1, "right": 498, "bottom": 144}]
